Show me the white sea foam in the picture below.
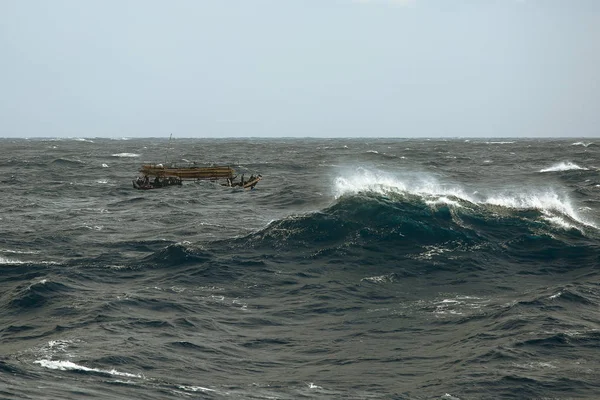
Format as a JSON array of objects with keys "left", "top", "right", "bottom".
[
  {"left": 111, "top": 153, "right": 140, "bottom": 158},
  {"left": 0, "top": 249, "right": 39, "bottom": 255},
  {"left": 542, "top": 214, "right": 579, "bottom": 231},
  {"left": 486, "top": 191, "right": 571, "bottom": 215},
  {"left": 540, "top": 161, "right": 587, "bottom": 172},
  {"left": 34, "top": 359, "right": 142, "bottom": 378},
  {"left": 178, "top": 385, "right": 216, "bottom": 393},
  {"left": 415, "top": 246, "right": 451, "bottom": 260},
  {"left": 47, "top": 339, "right": 74, "bottom": 350},
  {"left": 571, "top": 142, "right": 593, "bottom": 147},
  {"left": 333, "top": 167, "right": 598, "bottom": 230},
  {"left": 549, "top": 291, "right": 562, "bottom": 299},
  {"left": 361, "top": 274, "right": 395, "bottom": 284},
  {"left": 333, "top": 167, "right": 474, "bottom": 202},
  {"left": 512, "top": 361, "right": 557, "bottom": 370},
  {"left": 433, "top": 295, "right": 488, "bottom": 316},
  {"left": 485, "top": 190, "right": 596, "bottom": 229},
  {"left": 442, "top": 394, "right": 462, "bottom": 400},
  {"left": 101, "top": 163, "right": 109, "bottom": 168},
  {"left": 0, "top": 256, "right": 24, "bottom": 264}
]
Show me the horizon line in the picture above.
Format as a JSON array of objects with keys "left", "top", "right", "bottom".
[{"left": 0, "top": 136, "right": 598, "bottom": 140}]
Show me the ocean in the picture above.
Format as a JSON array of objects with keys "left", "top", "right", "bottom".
[{"left": 0, "top": 137, "right": 599, "bottom": 400}]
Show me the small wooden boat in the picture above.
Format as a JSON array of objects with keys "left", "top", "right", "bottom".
[
  {"left": 133, "top": 163, "right": 261, "bottom": 190},
  {"left": 139, "top": 163, "right": 235, "bottom": 180}
]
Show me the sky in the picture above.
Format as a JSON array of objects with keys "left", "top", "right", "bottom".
[{"left": 0, "top": 0, "right": 598, "bottom": 138}]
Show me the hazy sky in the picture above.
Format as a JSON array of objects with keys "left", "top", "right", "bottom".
[{"left": 1, "top": 0, "right": 598, "bottom": 138}]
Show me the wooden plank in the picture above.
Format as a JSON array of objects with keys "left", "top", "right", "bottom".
[{"left": 139, "top": 164, "right": 235, "bottom": 180}]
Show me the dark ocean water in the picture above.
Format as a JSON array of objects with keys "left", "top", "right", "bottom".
[{"left": 1, "top": 137, "right": 599, "bottom": 400}]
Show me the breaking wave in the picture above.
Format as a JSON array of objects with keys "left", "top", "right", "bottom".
[
  {"left": 571, "top": 142, "right": 594, "bottom": 147},
  {"left": 332, "top": 167, "right": 597, "bottom": 230},
  {"left": 540, "top": 162, "right": 588, "bottom": 172},
  {"left": 34, "top": 360, "right": 142, "bottom": 378},
  {"left": 111, "top": 153, "right": 140, "bottom": 158}
]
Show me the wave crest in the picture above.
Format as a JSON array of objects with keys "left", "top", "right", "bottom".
[
  {"left": 332, "top": 167, "right": 596, "bottom": 230},
  {"left": 142, "top": 244, "right": 212, "bottom": 267},
  {"left": 111, "top": 153, "right": 140, "bottom": 158},
  {"left": 540, "top": 162, "right": 588, "bottom": 173}
]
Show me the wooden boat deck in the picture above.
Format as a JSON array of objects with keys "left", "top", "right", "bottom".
[{"left": 139, "top": 164, "right": 235, "bottom": 180}]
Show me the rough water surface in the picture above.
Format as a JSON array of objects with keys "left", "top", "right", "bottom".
[{"left": 1, "top": 137, "right": 599, "bottom": 399}]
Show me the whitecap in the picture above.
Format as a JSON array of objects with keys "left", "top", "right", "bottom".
[
  {"left": 442, "top": 394, "right": 462, "bottom": 400},
  {"left": 333, "top": 167, "right": 474, "bottom": 203},
  {"left": 439, "top": 299, "right": 461, "bottom": 304},
  {"left": 512, "top": 361, "right": 557, "bottom": 370},
  {"left": 484, "top": 190, "right": 596, "bottom": 229},
  {"left": 540, "top": 161, "right": 587, "bottom": 172},
  {"left": 34, "top": 359, "right": 142, "bottom": 378},
  {"left": 571, "top": 142, "right": 592, "bottom": 147},
  {"left": 361, "top": 274, "right": 394, "bottom": 284},
  {"left": 414, "top": 246, "right": 451, "bottom": 260},
  {"left": 47, "top": 339, "right": 74, "bottom": 349},
  {"left": 432, "top": 295, "right": 488, "bottom": 316},
  {"left": 0, "top": 249, "right": 39, "bottom": 255},
  {"left": 333, "top": 167, "right": 598, "bottom": 230},
  {"left": 101, "top": 163, "right": 109, "bottom": 168},
  {"left": 178, "top": 385, "right": 215, "bottom": 393},
  {"left": 0, "top": 256, "right": 24, "bottom": 264},
  {"left": 542, "top": 214, "right": 580, "bottom": 232},
  {"left": 111, "top": 153, "right": 140, "bottom": 158}
]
